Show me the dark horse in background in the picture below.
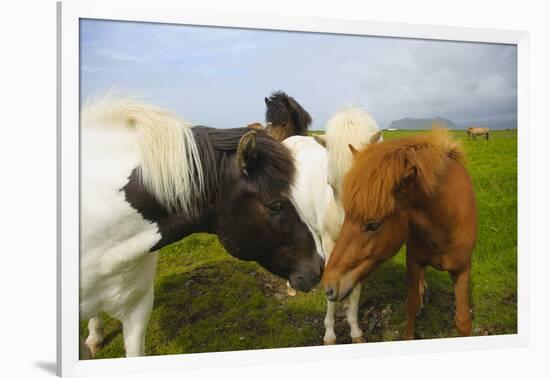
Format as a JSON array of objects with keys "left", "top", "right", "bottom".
[
  {"left": 80, "top": 96, "right": 324, "bottom": 357},
  {"left": 262, "top": 91, "right": 313, "bottom": 141}
]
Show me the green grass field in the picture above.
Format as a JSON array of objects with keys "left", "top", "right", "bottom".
[{"left": 83, "top": 129, "right": 517, "bottom": 358}]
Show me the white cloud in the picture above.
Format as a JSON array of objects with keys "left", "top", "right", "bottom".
[{"left": 80, "top": 20, "right": 517, "bottom": 129}]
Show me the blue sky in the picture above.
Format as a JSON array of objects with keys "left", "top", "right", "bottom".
[{"left": 80, "top": 19, "right": 517, "bottom": 129}]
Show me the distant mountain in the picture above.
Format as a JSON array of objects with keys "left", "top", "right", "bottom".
[{"left": 388, "top": 117, "right": 456, "bottom": 130}]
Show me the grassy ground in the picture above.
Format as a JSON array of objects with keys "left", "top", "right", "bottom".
[{"left": 83, "top": 129, "right": 517, "bottom": 358}]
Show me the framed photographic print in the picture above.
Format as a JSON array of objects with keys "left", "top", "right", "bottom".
[{"left": 57, "top": 0, "right": 529, "bottom": 376}]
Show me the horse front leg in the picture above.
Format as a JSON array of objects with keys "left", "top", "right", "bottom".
[
  {"left": 345, "top": 284, "right": 365, "bottom": 343},
  {"left": 85, "top": 316, "right": 105, "bottom": 358},
  {"left": 321, "top": 226, "right": 339, "bottom": 345},
  {"left": 404, "top": 256, "right": 422, "bottom": 340},
  {"left": 323, "top": 299, "right": 337, "bottom": 345},
  {"left": 122, "top": 285, "right": 154, "bottom": 357},
  {"left": 450, "top": 265, "right": 472, "bottom": 336}
]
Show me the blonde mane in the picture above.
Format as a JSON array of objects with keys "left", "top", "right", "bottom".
[
  {"left": 324, "top": 107, "right": 381, "bottom": 195},
  {"left": 343, "top": 128, "right": 464, "bottom": 221},
  {"left": 82, "top": 95, "right": 204, "bottom": 218}
]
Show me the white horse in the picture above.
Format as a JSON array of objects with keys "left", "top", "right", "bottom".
[
  {"left": 80, "top": 96, "right": 324, "bottom": 357},
  {"left": 316, "top": 107, "right": 381, "bottom": 344},
  {"left": 285, "top": 107, "right": 382, "bottom": 345}
]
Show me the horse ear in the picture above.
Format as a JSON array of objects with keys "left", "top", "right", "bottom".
[
  {"left": 237, "top": 131, "right": 258, "bottom": 176},
  {"left": 348, "top": 144, "right": 360, "bottom": 157},
  {"left": 370, "top": 131, "right": 382, "bottom": 143},
  {"left": 395, "top": 166, "right": 417, "bottom": 193},
  {"left": 264, "top": 97, "right": 270, "bottom": 106},
  {"left": 313, "top": 134, "right": 326, "bottom": 148}
]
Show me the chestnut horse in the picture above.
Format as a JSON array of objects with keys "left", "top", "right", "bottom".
[{"left": 322, "top": 129, "right": 477, "bottom": 339}]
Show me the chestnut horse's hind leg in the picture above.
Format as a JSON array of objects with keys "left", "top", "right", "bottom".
[
  {"left": 450, "top": 265, "right": 472, "bottom": 336},
  {"left": 85, "top": 316, "right": 104, "bottom": 358},
  {"left": 404, "top": 256, "right": 423, "bottom": 340}
]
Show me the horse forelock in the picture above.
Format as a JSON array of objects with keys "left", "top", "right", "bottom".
[
  {"left": 343, "top": 128, "right": 464, "bottom": 222},
  {"left": 265, "top": 91, "right": 311, "bottom": 135},
  {"left": 265, "top": 100, "right": 289, "bottom": 126},
  {"left": 192, "top": 127, "right": 296, "bottom": 204}
]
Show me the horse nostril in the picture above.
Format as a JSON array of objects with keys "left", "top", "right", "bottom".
[{"left": 325, "top": 285, "right": 335, "bottom": 300}]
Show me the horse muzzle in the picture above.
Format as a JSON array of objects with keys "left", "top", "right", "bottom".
[{"left": 289, "top": 264, "right": 322, "bottom": 293}]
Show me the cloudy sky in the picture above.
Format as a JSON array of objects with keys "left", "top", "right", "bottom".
[{"left": 80, "top": 19, "right": 517, "bottom": 129}]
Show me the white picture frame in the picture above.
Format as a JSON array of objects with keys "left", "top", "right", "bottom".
[{"left": 57, "top": 0, "right": 529, "bottom": 376}]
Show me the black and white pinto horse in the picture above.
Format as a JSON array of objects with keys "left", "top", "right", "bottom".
[{"left": 80, "top": 96, "right": 324, "bottom": 357}]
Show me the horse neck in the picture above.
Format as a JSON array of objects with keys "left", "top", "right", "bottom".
[
  {"left": 406, "top": 159, "right": 475, "bottom": 249},
  {"left": 286, "top": 120, "right": 308, "bottom": 138},
  {"left": 122, "top": 168, "right": 219, "bottom": 252},
  {"left": 406, "top": 193, "right": 449, "bottom": 249},
  {"left": 149, "top": 150, "right": 243, "bottom": 250}
]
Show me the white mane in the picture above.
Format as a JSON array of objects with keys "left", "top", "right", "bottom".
[
  {"left": 82, "top": 95, "right": 204, "bottom": 218},
  {"left": 324, "top": 107, "right": 381, "bottom": 199}
]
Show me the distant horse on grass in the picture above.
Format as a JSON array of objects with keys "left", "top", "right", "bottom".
[
  {"left": 264, "top": 90, "right": 312, "bottom": 141},
  {"left": 80, "top": 96, "right": 324, "bottom": 357},
  {"left": 286, "top": 107, "right": 382, "bottom": 345},
  {"left": 467, "top": 126, "right": 490, "bottom": 140},
  {"left": 322, "top": 129, "right": 477, "bottom": 339}
]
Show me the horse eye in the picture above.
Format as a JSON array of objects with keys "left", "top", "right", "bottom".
[
  {"left": 267, "top": 201, "right": 283, "bottom": 213},
  {"left": 364, "top": 222, "right": 381, "bottom": 232}
]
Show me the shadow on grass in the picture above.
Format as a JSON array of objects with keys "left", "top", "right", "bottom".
[{"left": 147, "top": 260, "right": 324, "bottom": 355}]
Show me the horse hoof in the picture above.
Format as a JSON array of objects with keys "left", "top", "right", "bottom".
[
  {"left": 287, "top": 286, "right": 297, "bottom": 297},
  {"left": 352, "top": 335, "right": 366, "bottom": 343},
  {"left": 323, "top": 338, "right": 337, "bottom": 345},
  {"left": 402, "top": 333, "right": 415, "bottom": 341}
]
